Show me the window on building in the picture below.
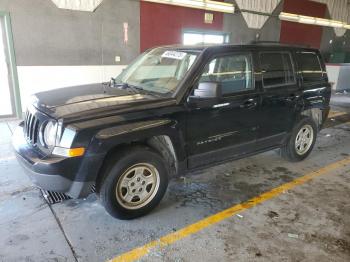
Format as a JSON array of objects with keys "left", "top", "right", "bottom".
[
  {"left": 296, "top": 52, "right": 324, "bottom": 82},
  {"left": 199, "top": 53, "right": 253, "bottom": 95},
  {"left": 260, "top": 52, "right": 295, "bottom": 87},
  {"left": 183, "top": 32, "right": 228, "bottom": 45}
]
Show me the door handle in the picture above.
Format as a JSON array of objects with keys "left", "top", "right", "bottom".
[
  {"left": 286, "top": 94, "right": 299, "bottom": 102},
  {"left": 240, "top": 98, "right": 257, "bottom": 109}
]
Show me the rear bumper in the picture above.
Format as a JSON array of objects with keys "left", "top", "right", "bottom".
[{"left": 12, "top": 124, "right": 96, "bottom": 198}]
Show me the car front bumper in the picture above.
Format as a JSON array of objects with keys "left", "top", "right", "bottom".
[{"left": 12, "top": 123, "right": 96, "bottom": 198}]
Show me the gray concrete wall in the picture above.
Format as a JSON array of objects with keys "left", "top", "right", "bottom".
[
  {"left": 223, "top": 1, "right": 282, "bottom": 45},
  {"left": 0, "top": 0, "right": 140, "bottom": 66}
]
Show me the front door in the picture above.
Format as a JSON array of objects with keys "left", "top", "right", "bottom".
[{"left": 186, "top": 52, "right": 260, "bottom": 169}]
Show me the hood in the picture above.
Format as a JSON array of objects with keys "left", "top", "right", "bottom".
[{"left": 31, "top": 83, "right": 172, "bottom": 122}]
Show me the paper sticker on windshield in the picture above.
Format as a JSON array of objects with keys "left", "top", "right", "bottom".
[{"left": 161, "top": 51, "right": 187, "bottom": 60}]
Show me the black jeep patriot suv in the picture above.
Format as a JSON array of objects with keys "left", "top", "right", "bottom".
[{"left": 13, "top": 44, "right": 331, "bottom": 219}]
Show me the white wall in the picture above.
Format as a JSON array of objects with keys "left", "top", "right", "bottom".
[{"left": 17, "top": 65, "right": 126, "bottom": 109}]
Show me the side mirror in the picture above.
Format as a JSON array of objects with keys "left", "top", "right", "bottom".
[
  {"left": 260, "top": 64, "right": 269, "bottom": 73},
  {"left": 110, "top": 77, "right": 116, "bottom": 87},
  {"left": 192, "top": 82, "right": 221, "bottom": 99}
]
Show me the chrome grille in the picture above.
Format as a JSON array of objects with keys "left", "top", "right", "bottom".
[{"left": 24, "top": 110, "right": 40, "bottom": 144}]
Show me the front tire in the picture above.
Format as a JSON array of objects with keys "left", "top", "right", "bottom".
[
  {"left": 281, "top": 117, "right": 317, "bottom": 162},
  {"left": 99, "top": 146, "right": 168, "bottom": 219}
]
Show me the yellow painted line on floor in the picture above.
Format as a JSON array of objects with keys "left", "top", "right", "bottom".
[
  {"left": 109, "top": 157, "right": 350, "bottom": 262},
  {"left": 328, "top": 110, "right": 347, "bottom": 118}
]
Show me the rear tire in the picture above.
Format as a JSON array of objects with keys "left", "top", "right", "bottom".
[
  {"left": 99, "top": 146, "right": 168, "bottom": 220},
  {"left": 281, "top": 117, "right": 317, "bottom": 162}
]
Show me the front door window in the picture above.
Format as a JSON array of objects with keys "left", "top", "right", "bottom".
[{"left": 199, "top": 53, "right": 253, "bottom": 95}]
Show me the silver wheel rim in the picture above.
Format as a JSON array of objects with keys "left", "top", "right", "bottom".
[
  {"left": 295, "top": 124, "right": 314, "bottom": 155},
  {"left": 116, "top": 163, "right": 160, "bottom": 210}
]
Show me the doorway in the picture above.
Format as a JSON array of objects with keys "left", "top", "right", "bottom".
[{"left": 0, "top": 12, "right": 21, "bottom": 118}]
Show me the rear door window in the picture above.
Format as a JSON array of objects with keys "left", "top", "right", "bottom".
[
  {"left": 260, "top": 52, "right": 296, "bottom": 88},
  {"left": 296, "top": 52, "right": 324, "bottom": 83}
]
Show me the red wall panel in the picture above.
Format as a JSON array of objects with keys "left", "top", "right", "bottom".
[
  {"left": 280, "top": 0, "right": 327, "bottom": 49},
  {"left": 140, "top": 2, "right": 223, "bottom": 52}
]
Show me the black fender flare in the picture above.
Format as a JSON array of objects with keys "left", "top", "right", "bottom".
[{"left": 88, "top": 118, "right": 187, "bottom": 170}]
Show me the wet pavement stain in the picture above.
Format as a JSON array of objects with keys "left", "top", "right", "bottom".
[
  {"left": 5, "top": 234, "right": 30, "bottom": 246},
  {"left": 324, "top": 113, "right": 350, "bottom": 128},
  {"left": 304, "top": 233, "right": 350, "bottom": 255},
  {"left": 10, "top": 186, "right": 36, "bottom": 197},
  {"left": 0, "top": 186, "right": 36, "bottom": 199},
  {"left": 167, "top": 165, "right": 305, "bottom": 213},
  {"left": 267, "top": 211, "right": 279, "bottom": 220},
  {"left": 168, "top": 182, "right": 224, "bottom": 210}
]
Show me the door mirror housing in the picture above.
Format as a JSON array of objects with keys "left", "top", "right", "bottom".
[{"left": 191, "top": 82, "right": 222, "bottom": 100}]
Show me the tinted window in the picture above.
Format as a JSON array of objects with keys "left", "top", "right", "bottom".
[
  {"left": 260, "top": 52, "right": 295, "bottom": 87},
  {"left": 297, "top": 52, "right": 324, "bottom": 82},
  {"left": 199, "top": 54, "right": 253, "bottom": 95}
]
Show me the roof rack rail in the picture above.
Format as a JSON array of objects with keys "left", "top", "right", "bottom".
[
  {"left": 250, "top": 41, "right": 311, "bottom": 48},
  {"left": 250, "top": 41, "right": 285, "bottom": 45}
]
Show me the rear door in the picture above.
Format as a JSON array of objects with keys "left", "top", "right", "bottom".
[
  {"left": 295, "top": 51, "right": 331, "bottom": 123},
  {"left": 257, "top": 50, "right": 302, "bottom": 148}
]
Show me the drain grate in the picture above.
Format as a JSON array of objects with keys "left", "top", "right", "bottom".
[
  {"left": 41, "top": 190, "right": 71, "bottom": 205},
  {"left": 41, "top": 185, "right": 96, "bottom": 205},
  {"left": 41, "top": 190, "right": 71, "bottom": 204}
]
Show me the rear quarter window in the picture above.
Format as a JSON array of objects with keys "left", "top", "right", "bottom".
[
  {"left": 296, "top": 52, "right": 325, "bottom": 83},
  {"left": 260, "top": 52, "right": 296, "bottom": 88}
]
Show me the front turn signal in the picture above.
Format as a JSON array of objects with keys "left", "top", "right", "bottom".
[
  {"left": 53, "top": 147, "right": 85, "bottom": 157},
  {"left": 67, "top": 147, "right": 85, "bottom": 157}
]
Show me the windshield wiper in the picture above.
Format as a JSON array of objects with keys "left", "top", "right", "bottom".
[
  {"left": 124, "top": 83, "right": 144, "bottom": 92},
  {"left": 119, "top": 82, "right": 146, "bottom": 94},
  {"left": 103, "top": 78, "right": 137, "bottom": 92},
  {"left": 104, "top": 78, "right": 163, "bottom": 97}
]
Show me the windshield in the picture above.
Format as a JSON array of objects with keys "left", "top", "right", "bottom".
[{"left": 115, "top": 48, "right": 199, "bottom": 96}]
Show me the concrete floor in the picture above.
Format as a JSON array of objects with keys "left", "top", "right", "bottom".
[
  {"left": 331, "top": 91, "right": 350, "bottom": 113},
  {"left": 1, "top": 105, "right": 350, "bottom": 261}
]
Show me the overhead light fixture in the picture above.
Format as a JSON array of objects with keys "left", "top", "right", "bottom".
[
  {"left": 279, "top": 12, "right": 299, "bottom": 22},
  {"left": 314, "top": 18, "right": 331, "bottom": 27},
  {"left": 142, "top": 0, "right": 235, "bottom": 14},
  {"left": 51, "top": 0, "right": 103, "bottom": 12},
  {"left": 279, "top": 12, "right": 350, "bottom": 30},
  {"left": 299, "top": 16, "right": 317, "bottom": 25},
  {"left": 329, "top": 21, "right": 345, "bottom": 28}
]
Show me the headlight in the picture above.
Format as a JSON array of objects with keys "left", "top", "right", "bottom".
[{"left": 42, "top": 120, "right": 58, "bottom": 148}]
